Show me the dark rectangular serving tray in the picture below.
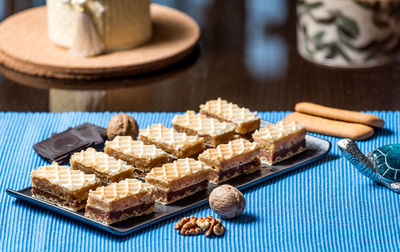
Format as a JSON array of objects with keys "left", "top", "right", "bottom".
[{"left": 6, "top": 120, "right": 331, "bottom": 236}]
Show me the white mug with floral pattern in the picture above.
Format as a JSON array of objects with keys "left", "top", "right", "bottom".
[{"left": 297, "top": 0, "right": 400, "bottom": 68}]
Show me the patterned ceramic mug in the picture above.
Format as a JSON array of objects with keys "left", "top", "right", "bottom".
[{"left": 297, "top": 0, "right": 400, "bottom": 68}]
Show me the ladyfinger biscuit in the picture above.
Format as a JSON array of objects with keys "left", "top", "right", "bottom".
[
  {"left": 284, "top": 112, "right": 374, "bottom": 140},
  {"left": 295, "top": 102, "right": 384, "bottom": 128}
]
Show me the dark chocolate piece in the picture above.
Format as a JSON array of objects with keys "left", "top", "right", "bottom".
[
  {"left": 34, "top": 128, "right": 90, "bottom": 160},
  {"left": 33, "top": 123, "right": 107, "bottom": 164},
  {"left": 74, "top": 123, "right": 105, "bottom": 145}
]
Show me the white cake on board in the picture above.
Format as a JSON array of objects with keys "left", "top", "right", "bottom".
[{"left": 46, "top": 0, "right": 152, "bottom": 52}]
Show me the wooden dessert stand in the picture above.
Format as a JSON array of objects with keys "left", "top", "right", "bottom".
[{"left": 0, "top": 4, "right": 200, "bottom": 79}]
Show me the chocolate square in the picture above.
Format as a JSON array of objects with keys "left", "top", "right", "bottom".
[{"left": 34, "top": 123, "right": 107, "bottom": 164}]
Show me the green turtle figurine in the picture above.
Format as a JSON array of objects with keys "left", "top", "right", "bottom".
[{"left": 338, "top": 138, "right": 400, "bottom": 193}]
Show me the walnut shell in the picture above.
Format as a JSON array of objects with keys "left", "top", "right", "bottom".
[
  {"left": 209, "top": 185, "right": 246, "bottom": 219},
  {"left": 107, "top": 113, "right": 139, "bottom": 140}
]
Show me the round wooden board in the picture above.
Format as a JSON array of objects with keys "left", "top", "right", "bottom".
[{"left": 0, "top": 4, "right": 200, "bottom": 79}]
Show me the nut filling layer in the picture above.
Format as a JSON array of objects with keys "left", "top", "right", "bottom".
[
  {"left": 85, "top": 202, "right": 155, "bottom": 224},
  {"left": 32, "top": 187, "right": 87, "bottom": 211},
  {"left": 209, "top": 158, "right": 261, "bottom": 184},
  {"left": 259, "top": 139, "right": 306, "bottom": 164},
  {"left": 153, "top": 180, "right": 208, "bottom": 204}
]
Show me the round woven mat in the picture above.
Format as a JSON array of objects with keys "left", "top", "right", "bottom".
[{"left": 0, "top": 4, "right": 200, "bottom": 79}]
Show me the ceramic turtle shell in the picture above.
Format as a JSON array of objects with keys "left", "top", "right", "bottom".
[{"left": 368, "top": 144, "right": 400, "bottom": 182}]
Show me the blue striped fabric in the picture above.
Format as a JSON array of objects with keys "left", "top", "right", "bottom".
[{"left": 1, "top": 111, "right": 399, "bottom": 252}]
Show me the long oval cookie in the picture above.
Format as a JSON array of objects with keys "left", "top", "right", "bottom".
[
  {"left": 284, "top": 112, "right": 374, "bottom": 140},
  {"left": 295, "top": 102, "right": 384, "bottom": 128}
]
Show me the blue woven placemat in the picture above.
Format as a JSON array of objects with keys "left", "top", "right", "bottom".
[{"left": 1, "top": 111, "right": 399, "bottom": 251}]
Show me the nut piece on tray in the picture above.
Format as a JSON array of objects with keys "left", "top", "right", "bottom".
[
  {"left": 139, "top": 124, "right": 205, "bottom": 159},
  {"left": 174, "top": 216, "right": 225, "bottom": 237},
  {"left": 198, "top": 138, "right": 261, "bottom": 184},
  {"left": 252, "top": 121, "right": 307, "bottom": 165},
  {"left": 199, "top": 98, "right": 260, "bottom": 135},
  {"left": 85, "top": 178, "right": 155, "bottom": 224},
  {"left": 172, "top": 111, "right": 236, "bottom": 147},
  {"left": 145, "top": 158, "right": 211, "bottom": 204},
  {"left": 70, "top": 148, "right": 134, "bottom": 184},
  {"left": 30, "top": 162, "right": 101, "bottom": 211},
  {"left": 104, "top": 136, "right": 170, "bottom": 179}
]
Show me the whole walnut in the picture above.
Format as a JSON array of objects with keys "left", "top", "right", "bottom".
[
  {"left": 107, "top": 114, "right": 139, "bottom": 140},
  {"left": 209, "top": 185, "right": 246, "bottom": 219}
]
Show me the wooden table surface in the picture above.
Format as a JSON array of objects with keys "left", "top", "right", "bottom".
[{"left": 0, "top": 0, "right": 399, "bottom": 112}]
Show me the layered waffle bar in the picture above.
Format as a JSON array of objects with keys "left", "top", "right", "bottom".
[
  {"left": 70, "top": 148, "right": 134, "bottom": 184},
  {"left": 31, "top": 162, "right": 101, "bottom": 211},
  {"left": 145, "top": 158, "right": 211, "bottom": 204},
  {"left": 199, "top": 98, "right": 260, "bottom": 135},
  {"left": 172, "top": 111, "right": 236, "bottom": 147},
  {"left": 198, "top": 138, "right": 261, "bottom": 184},
  {"left": 104, "top": 136, "right": 170, "bottom": 179},
  {"left": 139, "top": 124, "right": 205, "bottom": 159},
  {"left": 252, "top": 120, "right": 307, "bottom": 165},
  {"left": 85, "top": 178, "right": 155, "bottom": 224}
]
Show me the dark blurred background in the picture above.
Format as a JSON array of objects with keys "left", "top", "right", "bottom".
[{"left": 0, "top": 0, "right": 399, "bottom": 112}]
